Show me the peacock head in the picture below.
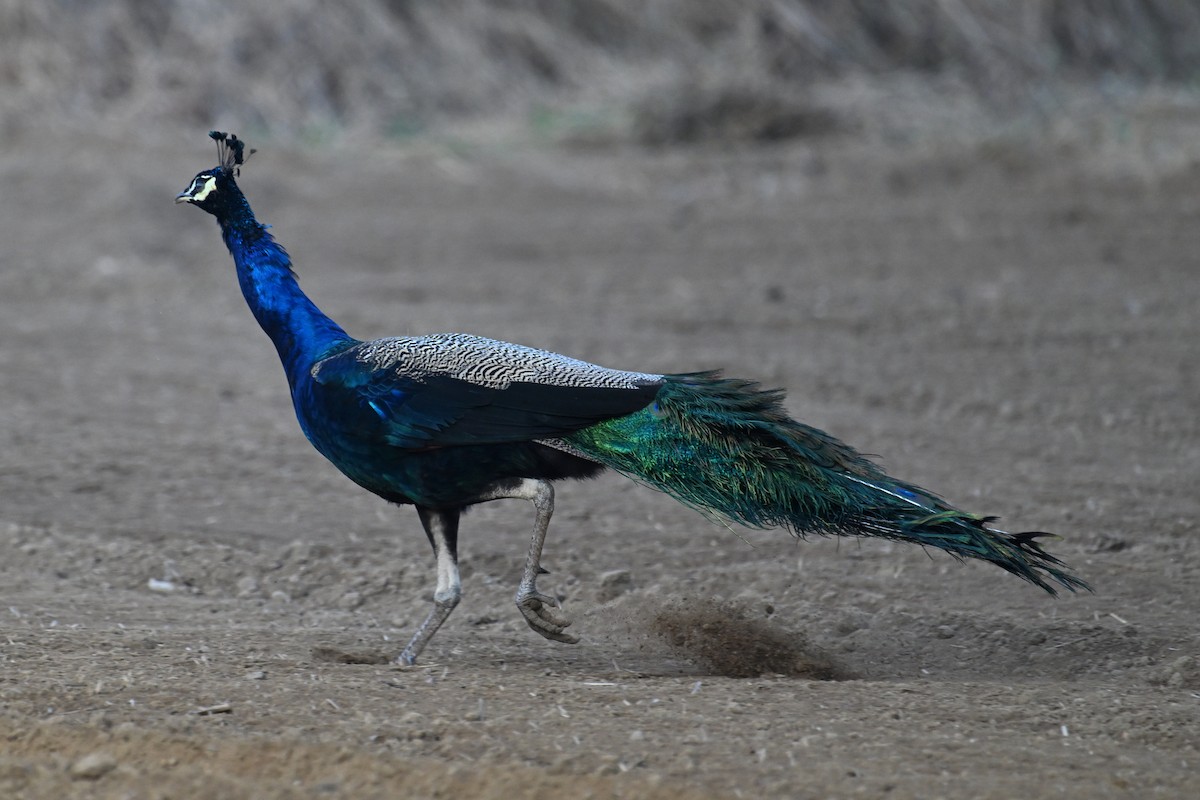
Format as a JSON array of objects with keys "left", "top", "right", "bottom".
[{"left": 175, "top": 131, "right": 255, "bottom": 215}]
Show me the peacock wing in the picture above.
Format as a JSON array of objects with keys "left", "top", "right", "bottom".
[{"left": 310, "top": 335, "right": 663, "bottom": 449}]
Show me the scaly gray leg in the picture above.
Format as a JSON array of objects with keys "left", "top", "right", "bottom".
[
  {"left": 395, "top": 507, "right": 461, "bottom": 665},
  {"left": 476, "top": 478, "right": 579, "bottom": 645}
]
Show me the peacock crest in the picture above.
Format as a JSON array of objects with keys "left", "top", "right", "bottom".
[{"left": 209, "top": 130, "right": 253, "bottom": 175}]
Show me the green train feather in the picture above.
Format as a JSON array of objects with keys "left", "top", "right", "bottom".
[{"left": 566, "top": 372, "right": 1089, "bottom": 595}]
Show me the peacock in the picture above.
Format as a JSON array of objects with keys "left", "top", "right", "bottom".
[{"left": 177, "top": 132, "right": 1089, "bottom": 665}]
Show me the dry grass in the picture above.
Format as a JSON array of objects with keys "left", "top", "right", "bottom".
[{"left": 2, "top": 0, "right": 1199, "bottom": 143}]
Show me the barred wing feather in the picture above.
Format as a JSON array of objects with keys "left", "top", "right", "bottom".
[{"left": 311, "top": 335, "right": 663, "bottom": 449}]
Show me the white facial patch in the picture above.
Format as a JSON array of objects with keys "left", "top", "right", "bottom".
[{"left": 189, "top": 175, "right": 218, "bottom": 202}]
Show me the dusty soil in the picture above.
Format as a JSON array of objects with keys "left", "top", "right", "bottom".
[{"left": 1, "top": 119, "right": 1198, "bottom": 798}]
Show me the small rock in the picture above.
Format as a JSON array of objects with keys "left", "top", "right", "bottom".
[
  {"left": 337, "top": 591, "right": 364, "bottom": 610},
  {"left": 69, "top": 752, "right": 117, "bottom": 780},
  {"left": 245, "top": 670, "right": 267, "bottom": 681},
  {"left": 935, "top": 625, "right": 957, "bottom": 639},
  {"left": 235, "top": 576, "right": 260, "bottom": 598},
  {"left": 593, "top": 755, "right": 621, "bottom": 776},
  {"left": 1164, "top": 655, "right": 1198, "bottom": 689},
  {"left": 834, "top": 609, "right": 869, "bottom": 635},
  {"left": 596, "top": 569, "right": 634, "bottom": 603},
  {"left": 548, "top": 752, "right": 588, "bottom": 774}
]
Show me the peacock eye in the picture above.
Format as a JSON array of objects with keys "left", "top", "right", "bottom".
[{"left": 190, "top": 174, "right": 219, "bottom": 201}]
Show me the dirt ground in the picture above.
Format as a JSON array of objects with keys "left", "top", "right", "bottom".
[{"left": 1, "top": 115, "right": 1198, "bottom": 798}]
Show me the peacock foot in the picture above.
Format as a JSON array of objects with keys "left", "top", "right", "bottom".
[{"left": 515, "top": 588, "right": 580, "bottom": 644}]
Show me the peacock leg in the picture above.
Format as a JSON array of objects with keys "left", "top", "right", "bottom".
[
  {"left": 395, "top": 507, "right": 462, "bottom": 665},
  {"left": 478, "top": 478, "right": 580, "bottom": 645}
]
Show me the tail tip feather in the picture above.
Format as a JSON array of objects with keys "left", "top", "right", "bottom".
[{"left": 1006, "top": 530, "right": 1092, "bottom": 595}]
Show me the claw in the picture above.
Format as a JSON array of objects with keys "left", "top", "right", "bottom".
[{"left": 516, "top": 589, "right": 580, "bottom": 644}]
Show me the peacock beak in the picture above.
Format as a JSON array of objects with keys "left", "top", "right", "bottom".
[{"left": 174, "top": 192, "right": 191, "bottom": 204}]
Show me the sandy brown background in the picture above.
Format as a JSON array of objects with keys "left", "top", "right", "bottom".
[{"left": 2, "top": 3, "right": 1199, "bottom": 798}]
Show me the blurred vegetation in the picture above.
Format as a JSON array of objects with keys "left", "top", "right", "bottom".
[{"left": 3, "top": 0, "right": 1199, "bottom": 143}]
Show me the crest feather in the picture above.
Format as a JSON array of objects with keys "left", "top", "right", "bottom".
[{"left": 208, "top": 131, "right": 255, "bottom": 174}]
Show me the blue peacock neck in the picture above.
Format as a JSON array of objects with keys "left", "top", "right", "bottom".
[{"left": 216, "top": 196, "right": 354, "bottom": 387}]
